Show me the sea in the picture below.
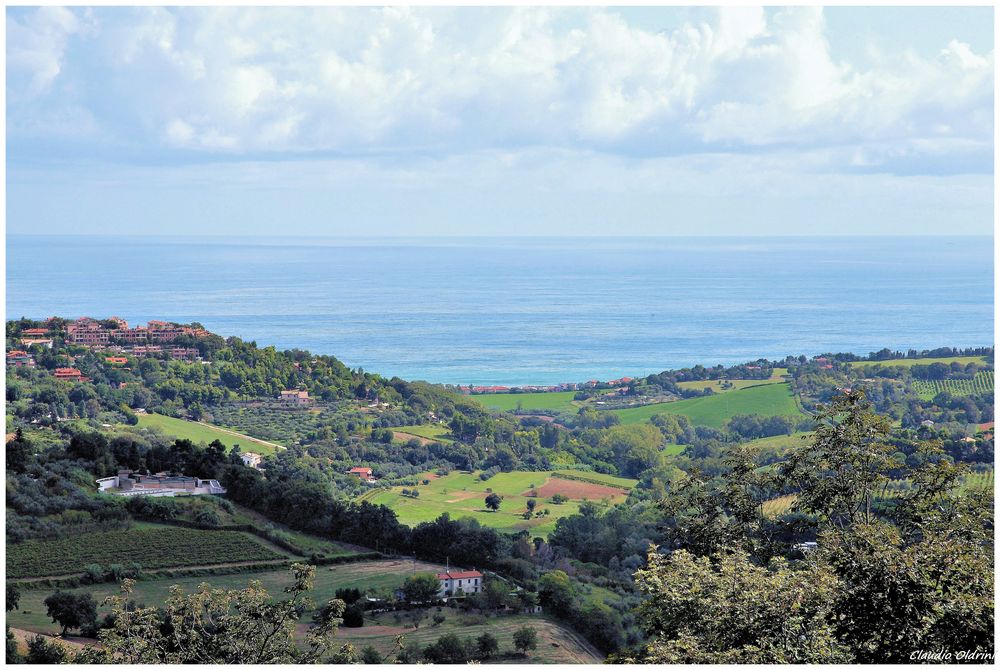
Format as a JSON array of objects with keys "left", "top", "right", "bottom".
[{"left": 5, "top": 235, "right": 994, "bottom": 386}]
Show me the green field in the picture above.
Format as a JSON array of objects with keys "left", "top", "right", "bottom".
[
  {"left": 136, "top": 413, "right": 283, "bottom": 454},
  {"left": 912, "top": 371, "right": 994, "bottom": 400},
  {"left": 612, "top": 382, "right": 803, "bottom": 428},
  {"left": 744, "top": 431, "right": 813, "bottom": 454},
  {"left": 473, "top": 391, "right": 580, "bottom": 413},
  {"left": 848, "top": 356, "right": 989, "bottom": 369},
  {"left": 365, "top": 470, "right": 632, "bottom": 537},
  {"left": 6, "top": 557, "right": 601, "bottom": 663},
  {"left": 7, "top": 526, "right": 287, "bottom": 579},
  {"left": 551, "top": 470, "right": 638, "bottom": 488},
  {"left": 676, "top": 369, "right": 787, "bottom": 394},
  {"left": 335, "top": 610, "right": 602, "bottom": 663},
  {"left": 394, "top": 424, "right": 455, "bottom": 443}
]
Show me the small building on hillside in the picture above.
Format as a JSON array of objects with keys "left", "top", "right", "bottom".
[
  {"left": 346, "top": 466, "right": 376, "bottom": 483},
  {"left": 21, "top": 338, "right": 53, "bottom": 349},
  {"left": 279, "top": 389, "right": 312, "bottom": 405},
  {"left": 97, "top": 470, "right": 226, "bottom": 497},
  {"left": 241, "top": 452, "right": 263, "bottom": 469},
  {"left": 105, "top": 356, "right": 129, "bottom": 365},
  {"left": 54, "top": 367, "right": 86, "bottom": 381},
  {"left": 6, "top": 350, "right": 35, "bottom": 367},
  {"left": 436, "top": 570, "right": 483, "bottom": 597}
]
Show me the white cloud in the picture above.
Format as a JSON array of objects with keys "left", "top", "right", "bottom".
[
  {"left": 5, "top": 6, "right": 993, "bottom": 177},
  {"left": 7, "top": 6, "right": 87, "bottom": 97}
]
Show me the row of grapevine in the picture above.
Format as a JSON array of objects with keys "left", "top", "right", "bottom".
[
  {"left": 913, "top": 371, "right": 994, "bottom": 400},
  {"left": 7, "top": 526, "right": 285, "bottom": 579}
]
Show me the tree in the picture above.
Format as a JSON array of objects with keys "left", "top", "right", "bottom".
[
  {"left": 484, "top": 492, "right": 502, "bottom": 511},
  {"left": 634, "top": 391, "right": 995, "bottom": 663},
  {"left": 360, "top": 645, "right": 382, "bottom": 664},
  {"left": 423, "top": 632, "right": 471, "bottom": 663},
  {"left": 6, "top": 584, "right": 20, "bottom": 612},
  {"left": 476, "top": 632, "right": 499, "bottom": 659},
  {"left": 513, "top": 626, "right": 538, "bottom": 655},
  {"left": 526, "top": 498, "right": 537, "bottom": 513},
  {"left": 537, "top": 570, "right": 574, "bottom": 616},
  {"left": 6, "top": 626, "right": 21, "bottom": 665},
  {"left": 43, "top": 591, "right": 97, "bottom": 636},
  {"left": 625, "top": 547, "right": 848, "bottom": 663},
  {"left": 6, "top": 430, "right": 32, "bottom": 474},
  {"left": 779, "top": 389, "right": 892, "bottom": 526},
  {"left": 402, "top": 572, "right": 441, "bottom": 604},
  {"left": 78, "top": 564, "right": 344, "bottom": 663},
  {"left": 26, "top": 636, "right": 67, "bottom": 664},
  {"left": 482, "top": 579, "right": 510, "bottom": 610}
]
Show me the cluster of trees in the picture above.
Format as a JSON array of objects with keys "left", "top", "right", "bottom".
[
  {"left": 416, "top": 626, "right": 536, "bottom": 663},
  {"left": 617, "top": 391, "right": 994, "bottom": 663}
]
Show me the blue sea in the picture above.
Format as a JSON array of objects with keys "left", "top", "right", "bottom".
[{"left": 5, "top": 236, "right": 994, "bottom": 386}]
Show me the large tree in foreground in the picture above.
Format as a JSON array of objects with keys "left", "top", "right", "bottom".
[
  {"left": 78, "top": 564, "right": 347, "bottom": 664},
  {"left": 624, "top": 390, "right": 994, "bottom": 664}
]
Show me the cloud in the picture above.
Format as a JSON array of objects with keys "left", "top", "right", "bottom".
[{"left": 4, "top": 6, "right": 994, "bottom": 178}]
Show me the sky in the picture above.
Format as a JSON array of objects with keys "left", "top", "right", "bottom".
[{"left": 6, "top": 6, "right": 995, "bottom": 237}]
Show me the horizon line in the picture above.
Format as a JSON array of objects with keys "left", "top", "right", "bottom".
[{"left": 8, "top": 232, "right": 995, "bottom": 239}]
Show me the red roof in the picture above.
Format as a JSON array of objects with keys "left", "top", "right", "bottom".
[
  {"left": 23, "top": 328, "right": 47, "bottom": 335},
  {"left": 348, "top": 467, "right": 372, "bottom": 474},
  {"left": 436, "top": 570, "right": 482, "bottom": 580},
  {"left": 7, "top": 350, "right": 29, "bottom": 357}
]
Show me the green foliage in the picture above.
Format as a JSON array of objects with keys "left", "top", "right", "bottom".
[
  {"left": 26, "top": 635, "right": 67, "bottom": 664},
  {"left": 6, "top": 584, "right": 20, "bottom": 612},
  {"left": 476, "top": 631, "right": 499, "bottom": 659},
  {"left": 780, "top": 390, "right": 893, "bottom": 525},
  {"left": 78, "top": 564, "right": 345, "bottom": 663},
  {"left": 513, "top": 625, "right": 538, "bottom": 654},
  {"left": 633, "top": 390, "right": 995, "bottom": 663},
  {"left": 484, "top": 492, "right": 503, "bottom": 511},
  {"left": 626, "top": 549, "right": 849, "bottom": 663},
  {"left": 538, "top": 570, "right": 574, "bottom": 616},
  {"left": 422, "top": 632, "right": 473, "bottom": 663},
  {"left": 43, "top": 591, "right": 97, "bottom": 636},
  {"left": 402, "top": 572, "right": 441, "bottom": 603}
]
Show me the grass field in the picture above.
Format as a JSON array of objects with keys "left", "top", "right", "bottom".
[
  {"left": 7, "top": 525, "right": 287, "bottom": 579},
  {"left": 472, "top": 391, "right": 580, "bottom": 413},
  {"left": 848, "top": 356, "right": 989, "bottom": 369},
  {"left": 551, "top": 470, "right": 638, "bottom": 488},
  {"left": 6, "top": 557, "right": 601, "bottom": 663},
  {"left": 612, "top": 382, "right": 803, "bottom": 428},
  {"left": 336, "top": 610, "right": 602, "bottom": 663},
  {"left": 743, "top": 431, "right": 813, "bottom": 454},
  {"left": 365, "top": 470, "right": 632, "bottom": 537},
  {"left": 136, "top": 413, "right": 283, "bottom": 454},
  {"left": 394, "top": 424, "right": 455, "bottom": 443},
  {"left": 676, "top": 369, "right": 787, "bottom": 394},
  {"left": 912, "top": 371, "right": 994, "bottom": 400}
]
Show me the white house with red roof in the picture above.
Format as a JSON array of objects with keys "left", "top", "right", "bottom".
[{"left": 436, "top": 569, "right": 483, "bottom": 597}]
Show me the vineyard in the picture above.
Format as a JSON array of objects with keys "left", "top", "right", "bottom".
[
  {"left": 7, "top": 526, "right": 286, "bottom": 579},
  {"left": 912, "top": 371, "right": 994, "bottom": 400},
  {"left": 760, "top": 469, "right": 994, "bottom": 518}
]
